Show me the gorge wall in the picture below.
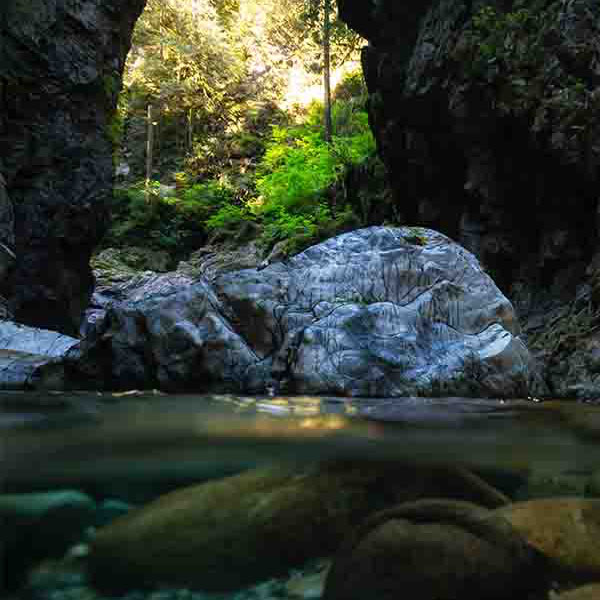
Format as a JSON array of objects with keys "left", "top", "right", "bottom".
[
  {"left": 339, "top": 0, "right": 600, "bottom": 397},
  {"left": 0, "top": 0, "right": 146, "bottom": 335}
]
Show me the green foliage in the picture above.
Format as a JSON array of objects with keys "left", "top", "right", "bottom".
[
  {"left": 251, "top": 96, "right": 375, "bottom": 253},
  {"left": 205, "top": 203, "right": 251, "bottom": 232},
  {"left": 107, "top": 65, "right": 379, "bottom": 261},
  {"left": 178, "top": 181, "right": 235, "bottom": 220},
  {"left": 403, "top": 227, "right": 428, "bottom": 246},
  {"left": 257, "top": 100, "right": 375, "bottom": 215},
  {"left": 104, "top": 180, "right": 240, "bottom": 254},
  {"left": 333, "top": 69, "right": 367, "bottom": 102},
  {"left": 462, "top": 2, "right": 548, "bottom": 104}
]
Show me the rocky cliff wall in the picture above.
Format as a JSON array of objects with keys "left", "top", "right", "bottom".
[
  {"left": 0, "top": 0, "right": 146, "bottom": 335},
  {"left": 339, "top": 0, "right": 600, "bottom": 398}
]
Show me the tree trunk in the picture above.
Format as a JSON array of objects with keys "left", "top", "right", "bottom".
[
  {"left": 323, "top": 0, "right": 333, "bottom": 143},
  {"left": 145, "top": 103, "right": 154, "bottom": 202},
  {"left": 187, "top": 109, "right": 194, "bottom": 152}
]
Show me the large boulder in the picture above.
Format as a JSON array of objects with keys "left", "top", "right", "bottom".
[
  {"left": 88, "top": 462, "right": 513, "bottom": 592},
  {"left": 73, "top": 227, "right": 530, "bottom": 396},
  {"left": 0, "top": 0, "right": 146, "bottom": 335},
  {"left": 323, "top": 499, "right": 549, "bottom": 600}
]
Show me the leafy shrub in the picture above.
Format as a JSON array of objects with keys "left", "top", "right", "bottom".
[
  {"left": 333, "top": 70, "right": 368, "bottom": 103},
  {"left": 205, "top": 203, "right": 252, "bottom": 232},
  {"left": 178, "top": 181, "right": 235, "bottom": 220},
  {"left": 256, "top": 100, "right": 375, "bottom": 215}
]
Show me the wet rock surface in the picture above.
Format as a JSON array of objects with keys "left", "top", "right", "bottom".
[
  {"left": 323, "top": 499, "right": 549, "bottom": 600},
  {"left": 88, "top": 461, "right": 513, "bottom": 592},
  {"left": 0, "top": 322, "right": 78, "bottom": 390},
  {"left": 496, "top": 498, "right": 600, "bottom": 582},
  {"left": 71, "top": 227, "right": 530, "bottom": 396},
  {"left": 1, "top": 490, "right": 96, "bottom": 592}
]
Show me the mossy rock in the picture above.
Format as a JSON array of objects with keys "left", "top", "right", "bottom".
[
  {"left": 91, "top": 246, "right": 172, "bottom": 284},
  {"left": 89, "top": 461, "right": 509, "bottom": 592},
  {"left": 495, "top": 498, "right": 600, "bottom": 581}
]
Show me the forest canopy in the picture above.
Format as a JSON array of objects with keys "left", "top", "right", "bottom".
[{"left": 107, "top": 0, "right": 381, "bottom": 263}]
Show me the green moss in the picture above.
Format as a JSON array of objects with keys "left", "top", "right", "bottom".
[
  {"left": 102, "top": 72, "right": 121, "bottom": 101},
  {"left": 403, "top": 227, "right": 428, "bottom": 246}
]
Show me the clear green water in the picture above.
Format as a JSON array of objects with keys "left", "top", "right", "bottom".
[{"left": 3, "top": 392, "right": 600, "bottom": 599}]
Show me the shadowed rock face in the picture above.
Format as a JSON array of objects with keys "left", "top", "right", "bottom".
[
  {"left": 0, "top": 0, "right": 146, "bottom": 335},
  {"left": 339, "top": 0, "right": 598, "bottom": 299},
  {"left": 71, "top": 227, "right": 530, "bottom": 397},
  {"left": 338, "top": 0, "right": 600, "bottom": 398}
]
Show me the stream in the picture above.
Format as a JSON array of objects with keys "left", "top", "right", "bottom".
[{"left": 3, "top": 392, "right": 600, "bottom": 600}]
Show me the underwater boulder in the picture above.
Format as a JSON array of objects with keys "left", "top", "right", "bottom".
[
  {"left": 0, "top": 490, "right": 96, "bottom": 591},
  {"left": 323, "top": 499, "right": 549, "bottom": 600},
  {"left": 88, "top": 461, "right": 510, "bottom": 592},
  {"left": 495, "top": 498, "right": 600, "bottom": 582}
]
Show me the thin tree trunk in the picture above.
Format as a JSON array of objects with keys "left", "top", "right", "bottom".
[
  {"left": 323, "top": 0, "right": 333, "bottom": 143},
  {"left": 145, "top": 103, "right": 154, "bottom": 202},
  {"left": 187, "top": 108, "right": 194, "bottom": 152}
]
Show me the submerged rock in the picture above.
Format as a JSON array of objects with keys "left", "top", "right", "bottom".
[
  {"left": 1, "top": 490, "right": 96, "bottom": 592},
  {"left": 495, "top": 498, "right": 600, "bottom": 581},
  {"left": 88, "top": 461, "right": 511, "bottom": 592},
  {"left": 73, "top": 227, "right": 530, "bottom": 397},
  {"left": 0, "top": 321, "right": 78, "bottom": 389},
  {"left": 322, "top": 499, "right": 549, "bottom": 600},
  {"left": 556, "top": 584, "right": 600, "bottom": 600}
]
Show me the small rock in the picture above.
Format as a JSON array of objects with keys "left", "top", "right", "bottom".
[{"left": 286, "top": 563, "right": 329, "bottom": 599}]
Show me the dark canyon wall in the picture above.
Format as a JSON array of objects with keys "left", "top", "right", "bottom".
[
  {"left": 0, "top": 0, "right": 146, "bottom": 334},
  {"left": 338, "top": 0, "right": 599, "bottom": 305},
  {"left": 339, "top": 0, "right": 600, "bottom": 397}
]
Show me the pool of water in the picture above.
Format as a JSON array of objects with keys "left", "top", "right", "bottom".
[{"left": 3, "top": 392, "right": 600, "bottom": 600}]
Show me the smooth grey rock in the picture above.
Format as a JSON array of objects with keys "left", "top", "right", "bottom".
[
  {"left": 216, "top": 227, "right": 529, "bottom": 397},
  {"left": 71, "top": 274, "right": 262, "bottom": 391},
  {"left": 0, "top": 322, "right": 78, "bottom": 389},
  {"left": 73, "top": 227, "right": 529, "bottom": 397}
]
